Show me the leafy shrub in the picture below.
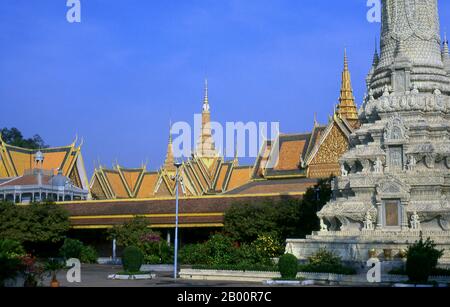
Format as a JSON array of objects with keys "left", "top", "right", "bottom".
[
  {"left": 59, "top": 238, "right": 98, "bottom": 264},
  {"left": 122, "top": 246, "right": 144, "bottom": 273},
  {"left": 278, "top": 254, "right": 298, "bottom": 279},
  {"left": 406, "top": 237, "right": 444, "bottom": 283},
  {"left": 80, "top": 245, "right": 98, "bottom": 264},
  {"left": 192, "top": 264, "right": 278, "bottom": 272},
  {"left": 145, "top": 255, "right": 161, "bottom": 265},
  {"left": 0, "top": 239, "right": 26, "bottom": 286},
  {"left": 179, "top": 243, "right": 210, "bottom": 265},
  {"left": 204, "top": 234, "right": 239, "bottom": 266},
  {"left": 179, "top": 233, "right": 275, "bottom": 267},
  {"left": 140, "top": 233, "right": 173, "bottom": 264},
  {"left": 59, "top": 238, "right": 84, "bottom": 259},
  {"left": 308, "top": 249, "right": 342, "bottom": 267},
  {"left": 107, "top": 217, "right": 152, "bottom": 248},
  {"left": 300, "top": 249, "right": 356, "bottom": 275},
  {"left": 252, "top": 234, "right": 284, "bottom": 258},
  {"left": 108, "top": 219, "right": 172, "bottom": 264}
]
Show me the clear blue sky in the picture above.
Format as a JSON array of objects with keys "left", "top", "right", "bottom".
[{"left": 1, "top": 0, "right": 449, "bottom": 176}]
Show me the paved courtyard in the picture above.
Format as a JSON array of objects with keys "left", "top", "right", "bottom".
[{"left": 45, "top": 264, "right": 274, "bottom": 288}]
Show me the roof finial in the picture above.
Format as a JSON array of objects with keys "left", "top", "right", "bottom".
[
  {"left": 72, "top": 134, "right": 78, "bottom": 146},
  {"left": 372, "top": 37, "right": 380, "bottom": 66},
  {"left": 203, "top": 79, "right": 209, "bottom": 111},
  {"left": 314, "top": 112, "right": 318, "bottom": 126},
  {"left": 443, "top": 31, "right": 449, "bottom": 54},
  {"left": 343, "top": 48, "right": 350, "bottom": 69},
  {"left": 164, "top": 123, "right": 176, "bottom": 172},
  {"left": 169, "top": 120, "right": 173, "bottom": 144}
]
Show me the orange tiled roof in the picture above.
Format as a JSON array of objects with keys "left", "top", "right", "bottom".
[
  {"left": 214, "top": 163, "right": 231, "bottom": 192},
  {"left": 136, "top": 172, "right": 158, "bottom": 199},
  {"left": 103, "top": 170, "right": 129, "bottom": 199},
  {"left": 226, "top": 166, "right": 252, "bottom": 191},
  {"left": 119, "top": 168, "right": 144, "bottom": 195},
  {"left": 274, "top": 139, "right": 306, "bottom": 171},
  {"left": 226, "top": 178, "right": 318, "bottom": 195}
]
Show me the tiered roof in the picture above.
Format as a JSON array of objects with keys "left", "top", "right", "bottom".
[{"left": 0, "top": 135, "right": 89, "bottom": 191}]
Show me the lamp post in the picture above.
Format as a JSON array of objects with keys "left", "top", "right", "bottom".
[{"left": 173, "top": 161, "right": 182, "bottom": 280}]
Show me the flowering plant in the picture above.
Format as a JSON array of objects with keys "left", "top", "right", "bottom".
[
  {"left": 21, "top": 255, "right": 45, "bottom": 287},
  {"left": 140, "top": 233, "right": 161, "bottom": 243}
]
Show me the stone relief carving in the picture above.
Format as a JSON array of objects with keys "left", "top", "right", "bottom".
[
  {"left": 406, "top": 155, "right": 417, "bottom": 171},
  {"left": 361, "top": 159, "right": 371, "bottom": 174},
  {"left": 424, "top": 153, "right": 436, "bottom": 169},
  {"left": 373, "top": 157, "right": 384, "bottom": 174},
  {"left": 384, "top": 115, "right": 409, "bottom": 141},
  {"left": 364, "top": 92, "right": 450, "bottom": 116}
]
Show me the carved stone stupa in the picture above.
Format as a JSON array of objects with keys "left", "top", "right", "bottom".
[{"left": 287, "top": 0, "right": 450, "bottom": 263}]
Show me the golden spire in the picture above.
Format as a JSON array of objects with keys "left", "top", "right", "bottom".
[
  {"left": 164, "top": 123, "right": 176, "bottom": 172},
  {"left": 196, "top": 79, "right": 218, "bottom": 161},
  {"left": 337, "top": 49, "right": 358, "bottom": 121}
]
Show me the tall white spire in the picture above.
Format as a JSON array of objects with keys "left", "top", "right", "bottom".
[
  {"left": 370, "top": 0, "right": 449, "bottom": 95},
  {"left": 443, "top": 32, "right": 449, "bottom": 59},
  {"left": 196, "top": 80, "right": 218, "bottom": 159},
  {"left": 203, "top": 79, "right": 209, "bottom": 112}
]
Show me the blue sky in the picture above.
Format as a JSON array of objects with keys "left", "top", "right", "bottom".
[{"left": 1, "top": 0, "right": 449, "bottom": 176}]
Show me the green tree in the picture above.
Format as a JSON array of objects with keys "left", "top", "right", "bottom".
[
  {"left": 107, "top": 216, "right": 153, "bottom": 248},
  {"left": 224, "top": 201, "right": 279, "bottom": 243},
  {"left": 0, "top": 127, "right": 48, "bottom": 149},
  {"left": 223, "top": 179, "right": 332, "bottom": 243},
  {"left": 0, "top": 202, "right": 70, "bottom": 245},
  {"left": 297, "top": 178, "right": 333, "bottom": 238}
]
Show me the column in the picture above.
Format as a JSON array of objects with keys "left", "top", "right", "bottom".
[
  {"left": 401, "top": 203, "right": 409, "bottom": 231},
  {"left": 167, "top": 231, "right": 171, "bottom": 247},
  {"left": 376, "top": 202, "right": 383, "bottom": 230}
]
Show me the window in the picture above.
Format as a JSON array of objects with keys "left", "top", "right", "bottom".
[
  {"left": 384, "top": 200, "right": 400, "bottom": 227},
  {"left": 389, "top": 146, "right": 403, "bottom": 170}
]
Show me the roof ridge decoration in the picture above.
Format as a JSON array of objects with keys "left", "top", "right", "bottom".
[
  {"left": 116, "top": 165, "right": 136, "bottom": 198},
  {"left": 196, "top": 80, "right": 220, "bottom": 160},
  {"left": 337, "top": 49, "right": 359, "bottom": 121},
  {"left": 163, "top": 126, "right": 176, "bottom": 173},
  {"left": 304, "top": 116, "right": 348, "bottom": 167},
  {"left": 95, "top": 168, "right": 114, "bottom": 199}
]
